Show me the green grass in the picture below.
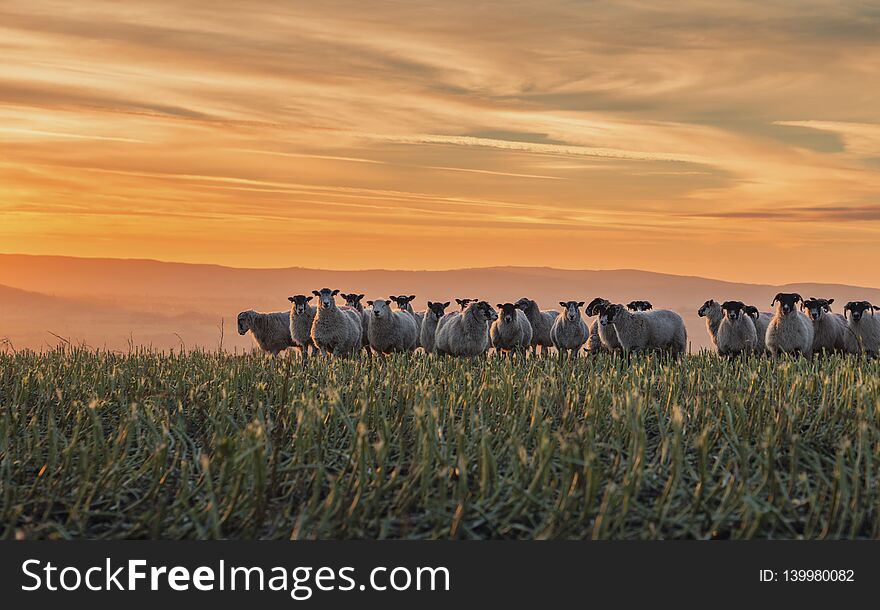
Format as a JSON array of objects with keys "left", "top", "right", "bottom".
[{"left": 2, "top": 347, "right": 879, "bottom": 539}]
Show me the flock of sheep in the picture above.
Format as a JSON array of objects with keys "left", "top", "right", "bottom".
[{"left": 236, "top": 290, "right": 880, "bottom": 360}]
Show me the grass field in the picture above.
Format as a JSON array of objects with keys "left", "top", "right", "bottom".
[{"left": 2, "top": 348, "right": 879, "bottom": 539}]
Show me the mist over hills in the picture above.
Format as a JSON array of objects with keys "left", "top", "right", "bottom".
[{"left": 2, "top": 254, "right": 878, "bottom": 352}]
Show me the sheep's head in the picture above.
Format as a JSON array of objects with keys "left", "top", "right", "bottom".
[
  {"left": 389, "top": 295, "right": 416, "bottom": 311},
  {"left": 496, "top": 302, "right": 519, "bottom": 323},
  {"left": 237, "top": 310, "right": 255, "bottom": 335},
  {"left": 698, "top": 299, "right": 717, "bottom": 317},
  {"left": 585, "top": 297, "right": 610, "bottom": 317},
  {"left": 426, "top": 301, "right": 450, "bottom": 319},
  {"left": 513, "top": 297, "right": 535, "bottom": 313},
  {"left": 287, "top": 294, "right": 313, "bottom": 315},
  {"left": 368, "top": 299, "right": 393, "bottom": 318},
  {"left": 844, "top": 300, "right": 874, "bottom": 321},
  {"left": 340, "top": 293, "right": 365, "bottom": 309},
  {"left": 474, "top": 301, "right": 498, "bottom": 322},
  {"left": 559, "top": 300, "right": 585, "bottom": 321},
  {"left": 721, "top": 300, "right": 745, "bottom": 320},
  {"left": 627, "top": 300, "right": 653, "bottom": 312},
  {"left": 743, "top": 305, "right": 759, "bottom": 320},
  {"left": 600, "top": 303, "right": 624, "bottom": 326},
  {"left": 457, "top": 298, "right": 477, "bottom": 311},
  {"left": 312, "top": 288, "right": 339, "bottom": 310},
  {"left": 802, "top": 297, "right": 833, "bottom": 321},
  {"left": 771, "top": 293, "right": 802, "bottom": 315}
]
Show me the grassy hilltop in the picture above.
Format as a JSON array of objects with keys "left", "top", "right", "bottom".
[{"left": 2, "top": 349, "right": 879, "bottom": 539}]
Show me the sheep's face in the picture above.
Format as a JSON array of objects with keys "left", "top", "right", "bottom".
[
  {"left": 236, "top": 311, "right": 253, "bottom": 335},
  {"left": 698, "top": 299, "right": 716, "bottom": 317},
  {"left": 559, "top": 300, "right": 585, "bottom": 322},
  {"left": 475, "top": 301, "right": 498, "bottom": 322},
  {"left": 772, "top": 293, "right": 802, "bottom": 316},
  {"left": 390, "top": 295, "right": 416, "bottom": 311},
  {"left": 426, "top": 301, "right": 449, "bottom": 319},
  {"left": 340, "top": 293, "right": 365, "bottom": 309},
  {"left": 627, "top": 300, "right": 653, "bottom": 312},
  {"left": 313, "top": 288, "right": 339, "bottom": 310},
  {"left": 845, "top": 301, "right": 873, "bottom": 322},
  {"left": 457, "top": 298, "right": 476, "bottom": 311},
  {"left": 497, "top": 302, "right": 519, "bottom": 323},
  {"left": 721, "top": 300, "right": 745, "bottom": 321},
  {"left": 743, "top": 305, "right": 759, "bottom": 320},
  {"left": 802, "top": 298, "right": 832, "bottom": 321},
  {"left": 288, "top": 294, "right": 313, "bottom": 315},
  {"left": 600, "top": 303, "right": 623, "bottom": 326},
  {"left": 513, "top": 298, "right": 533, "bottom": 313},
  {"left": 585, "top": 297, "right": 610, "bottom": 317},
  {"left": 368, "top": 299, "right": 392, "bottom": 318}
]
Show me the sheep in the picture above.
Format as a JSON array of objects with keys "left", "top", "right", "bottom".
[
  {"left": 742, "top": 305, "right": 773, "bottom": 354},
  {"left": 801, "top": 297, "right": 850, "bottom": 355},
  {"left": 843, "top": 301, "right": 880, "bottom": 357},
  {"left": 365, "top": 298, "right": 419, "bottom": 355},
  {"left": 716, "top": 300, "right": 758, "bottom": 357},
  {"left": 435, "top": 301, "right": 498, "bottom": 357},
  {"left": 420, "top": 301, "right": 450, "bottom": 354},
  {"left": 309, "top": 288, "right": 362, "bottom": 357},
  {"left": 627, "top": 300, "right": 653, "bottom": 312},
  {"left": 490, "top": 302, "right": 533, "bottom": 356},
  {"left": 765, "top": 293, "right": 814, "bottom": 357},
  {"left": 455, "top": 298, "right": 477, "bottom": 311},
  {"left": 340, "top": 292, "right": 371, "bottom": 353},
  {"left": 600, "top": 303, "right": 687, "bottom": 356},
  {"left": 697, "top": 299, "right": 723, "bottom": 350},
  {"left": 551, "top": 301, "right": 589, "bottom": 357},
  {"left": 287, "top": 295, "right": 317, "bottom": 359},
  {"left": 390, "top": 295, "right": 425, "bottom": 346},
  {"left": 514, "top": 298, "right": 559, "bottom": 355},
  {"left": 237, "top": 309, "right": 294, "bottom": 356},
  {"left": 584, "top": 297, "right": 620, "bottom": 353}
]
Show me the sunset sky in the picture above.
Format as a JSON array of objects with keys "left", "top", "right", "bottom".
[{"left": 1, "top": 0, "right": 879, "bottom": 285}]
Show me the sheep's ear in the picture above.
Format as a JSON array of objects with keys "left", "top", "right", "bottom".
[
  {"left": 443, "top": 301, "right": 450, "bottom": 308},
  {"left": 367, "top": 300, "right": 373, "bottom": 306},
  {"left": 408, "top": 295, "right": 416, "bottom": 301},
  {"left": 288, "top": 296, "right": 295, "bottom": 302},
  {"left": 578, "top": 301, "right": 585, "bottom": 307},
  {"left": 312, "top": 290, "right": 320, "bottom": 296},
  {"left": 559, "top": 301, "right": 566, "bottom": 308},
  {"left": 793, "top": 293, "right": 802, "bottom": 302},
  {"left": 306, "top": 296, "right": 313, "bottom": 302},
  {"left": 427, "top": 301, "right": 434, "bottom": 307},
  {"left": 385, "top": 299, "right": 391, "bottom": 305},
  {"left": 771, "top": 293, "right": 782, "bottom": 305},
  {"left": 332, "top": 289, "right": 339, "bottom": 296}
]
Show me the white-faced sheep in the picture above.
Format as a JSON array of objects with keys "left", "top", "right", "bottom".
[
  {"left": 237, "top": 310, "right": 294, "bottom": 356},
  {"left": 420, "top": 301, "right": 450, "bottom": 354},
  {"left": 287, "top": 295, "right": 317, "bottom": 359},
  {"left": 551, "top": 301, "right": 589, "bottom": 357},
  {"left": 765, "top": 293, "right": 814, "bottom": 357},
  {"left": 366, "top": 299, "right": 419, "bottom": 355},
  {"left": 340, "top": 292, "right": 371, "bottom": 353},
  {"left": 716, "top": 300, "right": 758, "bottom": 357},
  {"left": 584, "top": 297, "right": 620, "bottom": 354},
  {"left": 490, "top": 302, "right": 533, "bottom": 356},
  {"left": 801, "top": 297, "right": 850, "bottom": 355},
  {"left": 309, "top": 288, "right": 362, "bottom": 357},
  {"left": 514, "top": 298, "right": 559, "bottom": 355},
  {"left": 435, "top": 301, "right": 498, "bottom": 357},
  {"left": 743, "top": 305, "right": 773, "bottom": 354},
  {"left": 600, "top": 303, "right": 687, "bottom": 356},
  {"left": 627, "top": 300, "right": 653, "bottom": 312},
  {"left": 697, "top": 299, "right": 723, "bottom": 350},
  {"left": 843, "top": 301, "right": 880, "bottom": 358}
]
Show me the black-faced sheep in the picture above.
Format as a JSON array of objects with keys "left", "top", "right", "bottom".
[
  {"left": 310, "top": 288, "right": 362, "bottom": 357},
  {"left": 490, "top": 302, "right": 533, "bottom": 356},
  {"left": 551, "top": 301, "right": 588, "bottom": 357},
  {"left": 843, "top": 301, "right": 880, "bottom": 357},
  {"left": 435, "top": 301, "right": 498, "bottom": 357},
  {"left": 801, "top": 297, "right": 850, "bottom": 355},
  {"left": 237, "top": 310, "right": 294, "bottom": 356},
  {"left": 765, "top": 293, "right": 813, "bottom": 357},
  {"left": 340, "top": 292, "right": 371, "bottom": 353},
  {"left": 584, "top": 297, "right": 619, "bottom": 353},
  {"left": 600, "top": 303, "right": 687, "bottom": 356},
  {"left": 366, "top": 298, "right": 419, "bottom": 355},
  {"left": 716, "top": 300, "right": 758, "bottom": 357},
  {"left": 514, "top": 298, "right": 559, "bottom": 355},
  {"left": 420, "top": 301, "right": 450, "bottom": 354},
  {"left": 390, "top": 295, "right": 424, "bottom": 346},
  {"left": 287, "top": 295, "right": 317, "bottom": 359}
]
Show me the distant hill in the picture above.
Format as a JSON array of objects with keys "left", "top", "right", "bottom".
[{"left": 1, "top": 254, "right": 879, "bottom": 351}]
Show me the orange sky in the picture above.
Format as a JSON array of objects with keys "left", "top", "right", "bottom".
[{"left": 1, "top": 1, "right": 879, "bottom": 286}]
